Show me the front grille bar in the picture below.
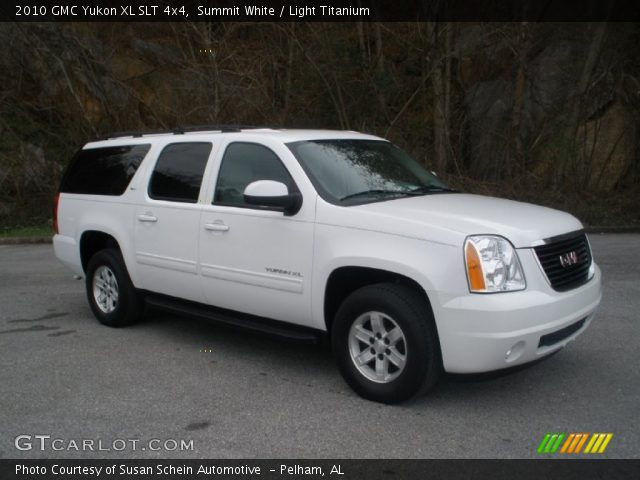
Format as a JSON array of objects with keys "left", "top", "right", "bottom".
[{"left": 534, "top": 233, "right": 592, "bottom": 292}]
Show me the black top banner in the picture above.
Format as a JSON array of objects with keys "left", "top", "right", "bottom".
[{"left": 5, "top": 0, "right": 640, "bottom": 22}]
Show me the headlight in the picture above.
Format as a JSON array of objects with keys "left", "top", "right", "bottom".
[{"left": 464, "top": 235, "right": 526, "bottom": 293}]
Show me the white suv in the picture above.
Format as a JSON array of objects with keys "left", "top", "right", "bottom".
[{"left": 53, "top": 127, "right": 602, "bottom": 403}]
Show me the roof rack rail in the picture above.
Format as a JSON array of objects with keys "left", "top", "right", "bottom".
[
  {"left": 98, "top": 125, "right": 273, "bottom": 141},
  {"left": 176, "top": 124, "right": 270, "bottom": 134}
]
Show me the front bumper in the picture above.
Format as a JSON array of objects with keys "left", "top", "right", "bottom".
[{"left": 434, "top": 260, "right": 602, "bottom": 374}]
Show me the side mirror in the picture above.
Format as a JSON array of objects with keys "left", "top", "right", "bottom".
[{"left": 243, "top": 180, "right": 302, "bottom": 216}]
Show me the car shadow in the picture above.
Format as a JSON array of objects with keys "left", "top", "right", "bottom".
[{"left": 138, "top": 305, "right": 567, "bottom": 408}]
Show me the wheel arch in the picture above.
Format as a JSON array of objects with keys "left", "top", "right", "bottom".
[
  {"left": 79, "top": 230, "right": 122, "bottom": 273},
  {"left": 323, "top": 265, "right": 434, "bottom": 334}
]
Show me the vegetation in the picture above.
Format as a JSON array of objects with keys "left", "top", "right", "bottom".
[
  {"left": 0, "top": 22, "right": 638, "bottom": 228},
  {"left": 0, "top": 224, "right": 51, "bottom": 238}
]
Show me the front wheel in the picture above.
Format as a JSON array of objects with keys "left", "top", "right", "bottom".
[
  {"left": 332, "top": 283, "right": 441, "bottom": 404},
  {"left": 85, "top": 248, "right": 142, "bottom": 327}
]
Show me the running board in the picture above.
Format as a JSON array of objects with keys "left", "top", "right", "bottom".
[{"left": 144, "top": 294, "right": 322, "bottom": 343}]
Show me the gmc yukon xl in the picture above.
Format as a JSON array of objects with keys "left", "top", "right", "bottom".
[{"left": 53, "top": 127, "right": 602, "bottom": 403}]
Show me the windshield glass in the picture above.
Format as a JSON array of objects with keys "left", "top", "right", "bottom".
[{"left": 287, "top": 139, "right": 451, "bottom": 205}]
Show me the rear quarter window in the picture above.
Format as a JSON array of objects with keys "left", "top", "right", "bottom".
[{"left": 60, "top": 144, "right": 151, "bottom": 195}]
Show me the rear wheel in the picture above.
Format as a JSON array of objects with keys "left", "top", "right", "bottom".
[
  {"left": 332, "top": 283, "right": 441, "bottom": 404},
  {"left": 85, "top": 248, "right": 142, "bottom": 327}
]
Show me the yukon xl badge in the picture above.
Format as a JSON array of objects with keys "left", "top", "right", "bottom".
[
  {"left": 559, "top": 251, "right": 579, "bottom": 268},
  {"left": 266, "top": 267, "right": 303, "bottom": 278}
]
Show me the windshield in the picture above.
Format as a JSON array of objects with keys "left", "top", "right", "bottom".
[{"left": 287, "top": 139, "right": 452, "bottom": 205}]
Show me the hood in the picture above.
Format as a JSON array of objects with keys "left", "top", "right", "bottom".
[{"left": 335, "top": 193, "right": 583, "bottom": 248}]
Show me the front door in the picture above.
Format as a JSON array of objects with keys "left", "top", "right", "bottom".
[{"left": 198, "top": 141, "right": 315, "bottom": 326}]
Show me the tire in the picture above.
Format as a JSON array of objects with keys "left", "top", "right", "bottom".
[
  {"left": 331, "top": 283, "right": 441, "bottom": 404},
  {"left": 85, "top": 248, "right": 142, "bottom": 327}
]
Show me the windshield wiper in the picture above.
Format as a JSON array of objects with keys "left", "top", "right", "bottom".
[
  {"left": 408, "top": 186, "right": 457, "bottom": 194},
  {"left": 340, "top": 189, "right": 412, "bottom": 201},
  {"left": 340, "top": 186, "right": 457, "bottom": 202}
]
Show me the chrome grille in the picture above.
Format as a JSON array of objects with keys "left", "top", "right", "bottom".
[{"left": 534, "top": 232, "right": 592, "bottom": 292}]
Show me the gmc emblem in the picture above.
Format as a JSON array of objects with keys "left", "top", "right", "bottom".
[{"left": 559, "top": 251, "right": 579, "bottom": 267}]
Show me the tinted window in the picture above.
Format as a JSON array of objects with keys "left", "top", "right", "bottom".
[
  {"left": 149, "top": 143, "right": 212, "bottom": 203},
  {"left": 214, "top": 143, "right": 295, "bottom": 207},
  {"left": 60, "top": 144, "right": 151, "bottom": 195}
]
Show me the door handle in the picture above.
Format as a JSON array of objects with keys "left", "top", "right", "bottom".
[
  {"left": 137, "top": 214, "right": 158, "bottom": 223},
  {"left": 204, "top": 222, "right": 229, "bottom": 232}
]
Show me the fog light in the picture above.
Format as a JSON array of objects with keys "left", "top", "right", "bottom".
[{"left": 505, "top": 341, "right": 525, "bottom": 363}]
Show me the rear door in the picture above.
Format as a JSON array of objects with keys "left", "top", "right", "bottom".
[{"left": 134, "top": 141, "right": 215, "bottom": 303}]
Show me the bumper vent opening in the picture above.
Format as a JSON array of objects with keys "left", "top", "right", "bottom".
[
  {"left": 534, "top": 232, "right": 592, "bottom": 292},
  {"left": 538, "top": 318, "right": 587, "bottom": 348}
]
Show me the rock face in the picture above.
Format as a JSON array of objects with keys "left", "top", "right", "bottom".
[
  {"left": 463, "top": 35, "right": 636, "bottom": 192},
  {"left": 0, "top": 22, "right": 638, "bottom": 229},
  {"left": 527, "top": 41, "right": 578, "bottom": 120},
  {"left": 581, "top": 101, "right": 636, "bottom": 192},
  {"left": 465, "top": 79, "right": 512, "bottom": 180},
  {"left": 0, "top": 144, "right": 61, "bottom": 194}
]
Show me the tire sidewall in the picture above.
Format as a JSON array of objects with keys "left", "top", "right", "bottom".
[
  {"left": 332, "top": 284, "right": 438, "bottom": 403},
  {"left": 85, "top": 249, "right": 137, "bottom": 327}
]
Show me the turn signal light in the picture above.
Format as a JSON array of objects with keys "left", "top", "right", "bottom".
[{"left": 465, "top": 241, "right": 486, "bottom": 291}]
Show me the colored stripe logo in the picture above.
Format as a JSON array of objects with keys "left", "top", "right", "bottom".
[{"left": 537, "top": 433, "right": 613, "bottom": 454}]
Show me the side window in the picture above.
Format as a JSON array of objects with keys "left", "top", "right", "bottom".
[
  {"left": 60, "top": 144, "right": 151, "bottom": 195},
  {"left": 148, "top": 142, "right": 212, "bottom": 203},
  {"left": 214, "top": 142, "right": 295, "bottom": 207}
]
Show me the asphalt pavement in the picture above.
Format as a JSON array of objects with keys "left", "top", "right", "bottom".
[{"left": 1, "top": 234, "right": 638, "bottom": 458}]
